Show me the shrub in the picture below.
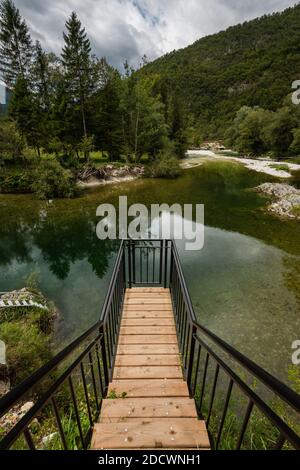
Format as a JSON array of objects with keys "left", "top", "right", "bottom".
[
  {"left": 32, "top": 160, "right": 77, "bottom": 199},
  {"left": 144, "top": 154, "right": 181, "bottom": 178},
  {"left": 0, "top": 168, "right": 35, "bottom": 193},
  {"left": 0, "top": 321, "right": 52, "bottom": 385}
]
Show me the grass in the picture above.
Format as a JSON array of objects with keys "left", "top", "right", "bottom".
[
  {"left": 269, "top": 164, "right": 290, "bottom": 172},
  {"left": 291, "top": 205, "right": 300, "bottom": 217}
]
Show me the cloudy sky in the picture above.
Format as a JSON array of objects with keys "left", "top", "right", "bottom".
[{"left": 14, "top": 0, "right": 297, "bottom": 69}]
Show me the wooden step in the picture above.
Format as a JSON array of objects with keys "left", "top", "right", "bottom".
[
  {"left": 117, "top": 344, "right": 180, "bottom": 355},
  {"left": 120, "top": 326, "right": 176, "bottom": 335},
  {"left": 125, "top": 299, "right": 172, "bottom": 305},
  {"left": 118, "top": 335, "right": 177, "bottom": 345},
  {"left": 100, "top": 398, "right": 197, "bottom": 420},
  {"left": 129, "top": 288, "right": 169, "bottom": 293},
  {"left": 121, "top": 318, "right": 175, "bottom": 326},
  {"left": 125, "top": 291, "right": 170, "bottom": 300},
  {"left": 122, "top": 310, "right": 173, "bottom": 318},
  {"left": 92, "top": 419, "right": 210, "bottom": 449},
  {"left": 108, "top": 379, "right": 189, "bottom": 398},
  {"left": 115, "top": 354, "right": 180, "bottom": 367},
  {"left": 114, "top": 366, "right": 182, "bottom": 380}
]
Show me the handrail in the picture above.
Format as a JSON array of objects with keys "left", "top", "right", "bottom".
[
  {"left": 0, "top": 321, "right": 101, "bottom": 420},
  {"left": 170, "top": 240, "right": 300, "bottom": 414},
  {"left": 0, "top": 242, "right": 126, "bottom": 449},
  {"left": 1, "top": 238, "right": 299, "bottom": 450}
]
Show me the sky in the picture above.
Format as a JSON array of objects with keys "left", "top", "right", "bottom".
[{"left": 14, "top": 0, "right": 298, "bottom": 69}]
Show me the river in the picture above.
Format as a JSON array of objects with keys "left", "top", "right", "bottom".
[{"left": 0, "top": 160, "right": 299, "bottom": 386}]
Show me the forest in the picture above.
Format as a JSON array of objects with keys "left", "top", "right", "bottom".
[
  {"left": 141, "top": 4, "right": 300, "bottom": 154},
  {"left": 1, "top": 1, "right": 300, "bottom": 198}
]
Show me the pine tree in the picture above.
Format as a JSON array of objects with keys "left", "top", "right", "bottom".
[
  {"left": 61, "top": 12, "right": 92, "bottom": 140},
  {"left": 0, "top": 0, "right": 33, "bottom": 86},
  {"left": 33, "top": 41, "right": 50, "bottom": 110}
]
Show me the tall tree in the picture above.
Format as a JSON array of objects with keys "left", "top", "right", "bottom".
[
  {"left": 32, "top": 41, "right": 51, "bottom": 110},
  {"left": 61, "top": 12, "right": 92, "bottom": 140},
  {"left": 0, "top": 0, "right": 33, "bottom": 86}
]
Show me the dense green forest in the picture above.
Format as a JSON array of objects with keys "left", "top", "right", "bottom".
[
  {"left": 140, "top": 4, "right": 300, "bottom": 151},
  {"left": 0, "top": 0, "right": 185, "bottom": 197},
  {"left": 1, "top": 1, "right": 300, "bottom": 198}
]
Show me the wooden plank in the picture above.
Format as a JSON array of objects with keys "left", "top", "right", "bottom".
[
  {"left": 115, "top": 355, "right": 180, "bottom": 367},
  {"left": 114, "top": 366, "right": 182, "bottom": 380},
  {"left": 118, "top": 335, "right": 178, "bottom": 345},
  {"left": 92, "top": 419, "right": 210, "bottom": 449},
  {"left": 125, "top": 299, "right": 172, "bottom": 305},
  {"left": 117, "top": 344, "right": 180, "bottom": 355},
  {"left": 121, "top": 318, "right": 175, "bottom": 326},
  {"left": 100, "top": 398, "right": 198, "bottom": 419},
  {"left": 129, "top": 288, "right": 169, "bottom": 292},
  {"left": 120, "top": 326, "right": 176, "bottom": 336},
  {"left": 123, "top": 305, "right": 173, "bottom": 312},
  {"left": 122, "top": 310, "right": 173, "bottom": 318},
  {"left": 121, "top": 317, "right": 175, "bottom": 327},
  {"left": 108, "top": 379, "right": 189, "bottom": 398}
]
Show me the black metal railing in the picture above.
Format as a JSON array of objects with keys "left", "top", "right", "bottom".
[
  {"left": 0, "top": 241, "right": 126, "bottom": 450},
  {"left": 167, "top": 240, "right": 300, "bottom": 450},
  {"left": 0, "top": 239, "right": 299, "bottom": 450}
]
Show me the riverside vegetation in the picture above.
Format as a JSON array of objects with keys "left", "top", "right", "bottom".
[{"left": 2, "top": 3, "right": 300, "bottom": 200}]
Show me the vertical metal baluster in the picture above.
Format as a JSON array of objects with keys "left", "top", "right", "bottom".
[
  {"left": 198, "top": 353, "right": 210, "bottom": 411},
  {"left": 164, "top": 241, "right": 168, "bottom": 288},
  {"left": 216, "top": 379, "right": 234, "bottom": 450},
  {"left": 146, "top": 246, "right": 149, "bottom": 284},
  {"left": 187, "top": 326, "right": 197, "bottom": 392},
  {"left": 128, "top": 241, "right": 132, "bottom": 288},
  {"left": 80, "top": 363, "right": 93, "bottom": 427},
  {"left": 94, "top": 345, "right": 104, "bottom": 397},
  {"left": 51, "top": 396, "right": 68, "bottom": 450},
  {"left": 132, "top": 241, "right": 136, "bottom": 285},
  {"left": 159, "top": 240, "right": 163, "bottom": 285},
  {"left": 274, "top": 433, "right": 286, "bottom": 450},
  {"left": 68, "top": 376, "right": 85, "bottom": 449},
  {"left": 99, "top": 326, "right": 109, "bottom": 391},
  {"left": 192, "top": 343, "right": 202, "bottom": 396},
  {"left": 236, "top": 400, "right": 254, "bottom": 450},
  {"left": 207, "top": 364, "right": 220, "bottom": 427},
  {"left": 169, "top": 245, "right": 174, "bottom": 287},
  {"left": 23, "top": 427, "right": 35, "bottom": 450},
  {"left": 184, "top": 324, "right": 191, "bottom": 370},
  {"left": 89, "top": 352, "right": 99, "bottom": 410}
]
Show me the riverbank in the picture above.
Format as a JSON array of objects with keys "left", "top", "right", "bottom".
[
  {"left": 0, "top": 288, "right": 56, "bottom": 395},
  {"left": 185, "top": 150, "right": 300, "bottom": 178},
  {"left": 254, "top": 183, "right": 300, "bottom": 219},
  {"left": 77, "top": 164, "right": 144, "bottom": 188}
]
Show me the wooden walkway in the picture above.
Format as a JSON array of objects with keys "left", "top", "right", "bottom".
[{"left": 92, "top": 288, "right": 210, "bottom": 450}]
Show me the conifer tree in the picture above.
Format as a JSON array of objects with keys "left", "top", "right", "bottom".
[
  {"left": 61, "top": 12, "right": 92, "bottom": 140},
  {"left": 0, "top": 0, "right": 33, "bottom": 86}
]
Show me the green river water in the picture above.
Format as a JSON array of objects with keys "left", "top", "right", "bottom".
[{"left": 0, "top": 160, "right": 299, "bottom": 386}]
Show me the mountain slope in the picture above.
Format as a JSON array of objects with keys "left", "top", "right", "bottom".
[{"left": 140, "top": 4, "right": 300, "bottom": 138}]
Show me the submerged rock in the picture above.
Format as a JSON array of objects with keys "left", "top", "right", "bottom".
[{"left": 254, "top": 183, "right": 300, "bottom": 219}]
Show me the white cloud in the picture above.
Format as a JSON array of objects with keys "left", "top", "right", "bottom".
[{"left": 14, "top": 0, "right": 297, "bottom": 69}]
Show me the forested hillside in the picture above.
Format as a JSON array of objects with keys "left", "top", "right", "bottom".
[{"left": 140, "top": 4, "right": 300, "bottom": 140}]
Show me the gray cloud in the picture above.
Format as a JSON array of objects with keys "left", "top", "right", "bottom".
[{"left": 14, "top": 0, "right": 297, "bottom": 69}]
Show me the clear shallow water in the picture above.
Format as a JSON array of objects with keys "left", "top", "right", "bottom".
[{"left": 0, "top": 161, "right": 299, "bottom": 385}]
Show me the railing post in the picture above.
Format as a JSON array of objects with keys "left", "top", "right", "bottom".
[
  {"left": 187, "top": 325, "right": 197, "bottom": 396},
  {"left": 164, "top": 240, "right": 169, "bottom": 288},
  {"left": 99, "top": 324, "right": 109, "bottom": 392},
  {"left": 128, "top": 240, "right": 132, "bottom": 288}
]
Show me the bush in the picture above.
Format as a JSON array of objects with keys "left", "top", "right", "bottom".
[
  {"left": 32, "top": 160, "right": 77, "bottom": 199},
  {"left": 0, "top": 168, "right": 35, "bottom": 193},
  {"left": 0, "top": 321, "right": 52, "bottom": 385},
  {"left": 144, "top": 154, "right": 181, "bottom": 178}
]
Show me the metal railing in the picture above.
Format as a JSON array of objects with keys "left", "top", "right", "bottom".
[
  {"left": 0, "top": 239, "right": 299, "bottom": 450},
  {"left": 0, "top": 241, "right": 126, "bottom": 450},
  {"left": 167, "top": 240, "right": 300, "bottom": 450}
]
